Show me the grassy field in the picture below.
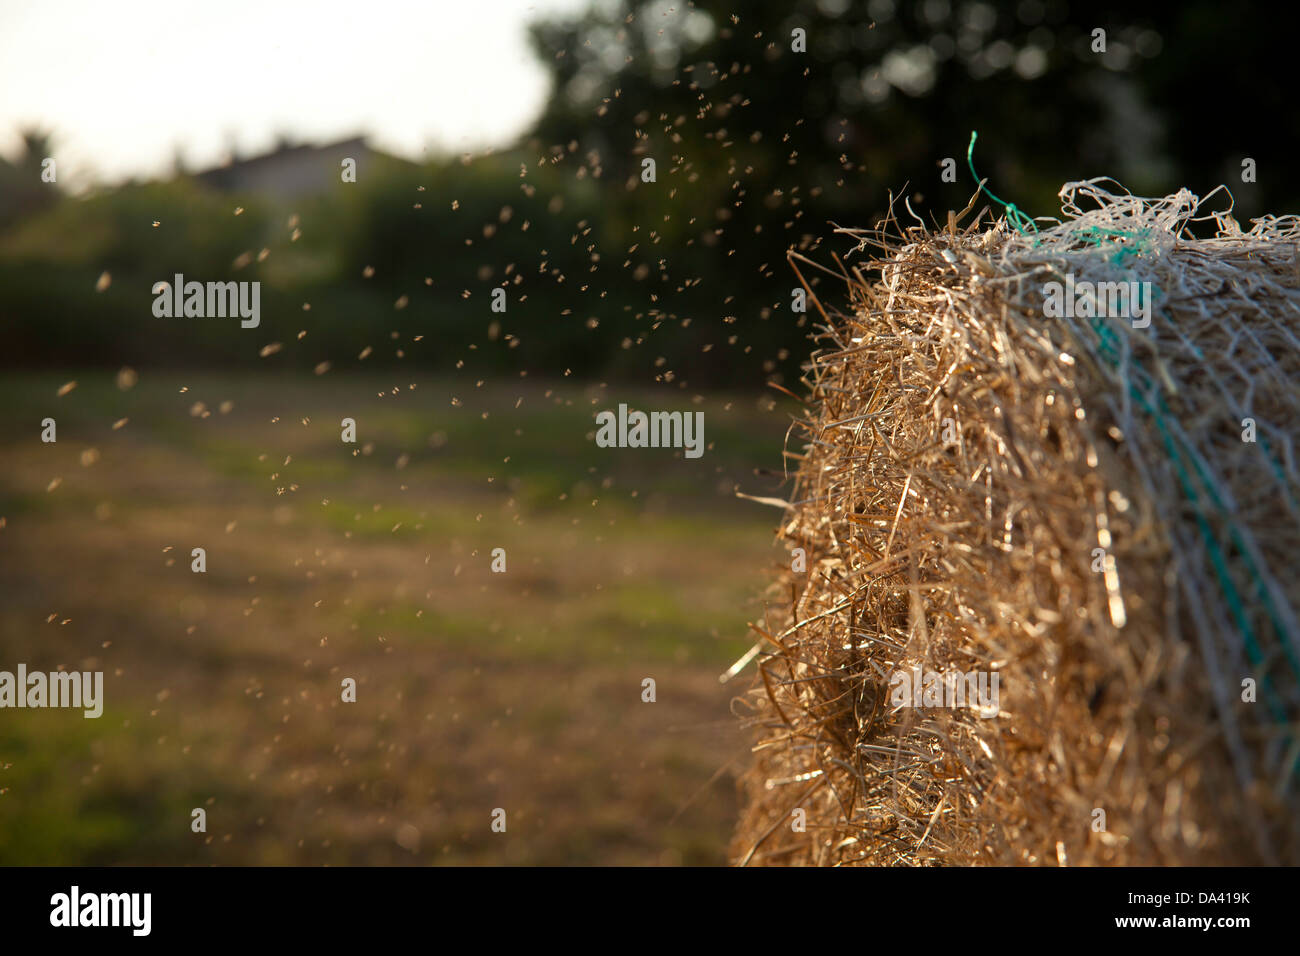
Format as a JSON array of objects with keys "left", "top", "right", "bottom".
[{"left": 0, "top": 369, "right": 795, "bottom": 864}]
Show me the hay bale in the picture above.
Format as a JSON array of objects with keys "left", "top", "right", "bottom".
[{"left": 732, "top": 179, "right": 1300, "bottom": 866}]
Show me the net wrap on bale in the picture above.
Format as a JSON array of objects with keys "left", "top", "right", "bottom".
[{"left": 732, "top": 179, "right": 1300, "bottom": 866}]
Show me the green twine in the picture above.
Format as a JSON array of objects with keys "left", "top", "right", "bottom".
[
  {"left": 967, "top": 131, "right": 1038, "bottom": 237},
  {"left": 1072, "top": 224, "right": 1156, "bottom": 266},
  {"left": 1089, "top": 313, "right": 1299, "bottom": 777}
]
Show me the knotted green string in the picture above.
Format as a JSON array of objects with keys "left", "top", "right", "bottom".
[{"left": 967, "top": 131, "right": 1038, "bottom": 238}]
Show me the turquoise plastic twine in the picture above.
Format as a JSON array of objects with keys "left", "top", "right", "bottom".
[
  {"left": 967, "top": 131, "right": 1038, "bottom": 238},
  {"left": 967, "top": 131, "right": 1299, "bottom": 778}
]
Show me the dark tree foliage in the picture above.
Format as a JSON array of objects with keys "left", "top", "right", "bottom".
[
  {"left": 513, "top": 0, "right": 1294, "bottom": 385},
  {"left": 530, "top": 0, "right": 1296, "bottom": 224}
]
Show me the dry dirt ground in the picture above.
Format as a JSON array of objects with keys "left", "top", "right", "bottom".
[{"left": 0, "top": 371, "right": 793, "bottom": 864}]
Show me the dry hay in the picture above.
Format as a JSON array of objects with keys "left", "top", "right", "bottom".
[{"left": 731, "top": 179, "right": 1300, "bottom": 866}]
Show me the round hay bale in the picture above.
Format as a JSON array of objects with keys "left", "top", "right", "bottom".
[{"left": 732, "top": 180, "right": 1300, "bottom": 866}]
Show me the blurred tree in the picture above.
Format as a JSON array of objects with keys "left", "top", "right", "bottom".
[
  {"left": 0, "top": 128, "right": 60, "bottom": 230},
  {"left": 515, "top": 0, "right": 1297, "bottom": 384},
  {"left": 527, "top": 0, "right": 1296, "bottom": 235}
]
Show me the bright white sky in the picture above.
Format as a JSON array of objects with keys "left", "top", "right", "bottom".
[{"left": 0, "top": 0, "right": 593, "bottom": 187}]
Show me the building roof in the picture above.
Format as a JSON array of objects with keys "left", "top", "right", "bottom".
[{"left": 195, "top": 136, "right": 407, "bottom": 198}]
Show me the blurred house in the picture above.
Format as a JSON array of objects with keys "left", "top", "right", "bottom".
[{"left": 196, "top": 136, "right": 410, "bottom": 199}]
